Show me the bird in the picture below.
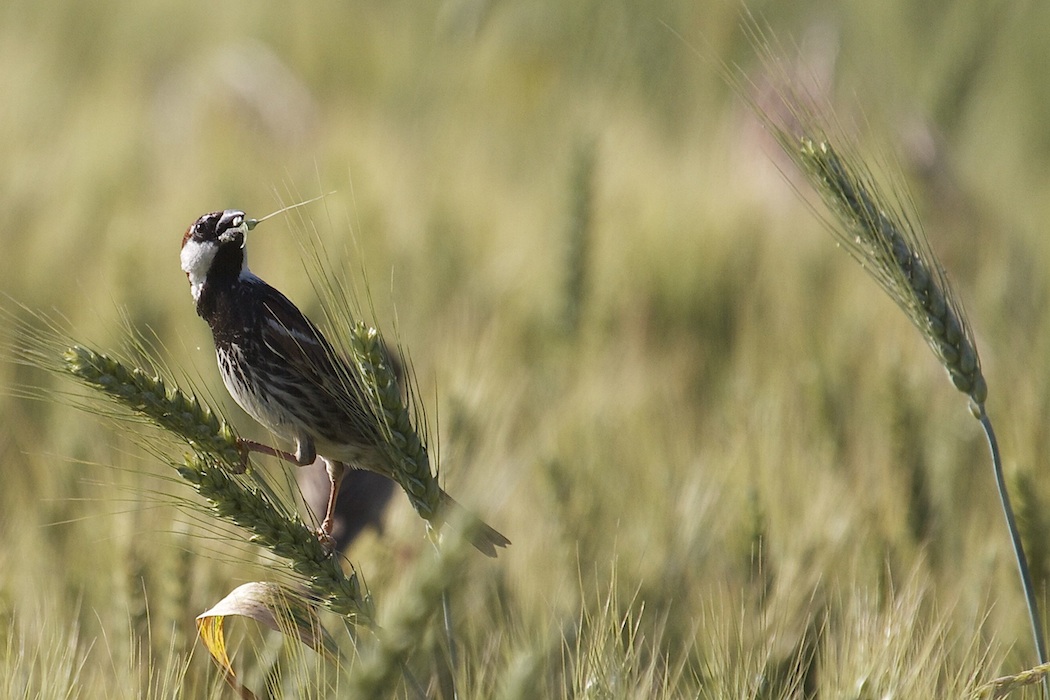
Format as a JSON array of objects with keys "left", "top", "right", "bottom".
[{"left": 179, "top": 208, "right": 509, "bottom": 556}]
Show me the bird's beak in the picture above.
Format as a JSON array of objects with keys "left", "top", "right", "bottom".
[{"left": 245, "top": 218, "right": 259, "bottom": 231}]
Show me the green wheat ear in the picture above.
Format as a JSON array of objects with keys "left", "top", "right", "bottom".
[
  {"left": 343, "top": 320, "right": 441, "bottom": 520},
  {"left": 338, "top": 319, "right": 508, "bottom": 546},
  {"left": 63, "top": 344, "right": 243, "bottom": 468},
  {"left": 179, "top": 452, "right": 374, "bottom": 623},
  {"left": 794, "top": 139, "right": 986, "bottom": 404}
]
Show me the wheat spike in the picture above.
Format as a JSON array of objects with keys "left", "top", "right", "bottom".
[
  {"left": 342, "top": 321, "right": 510, "bottom": 556},
  {"left": 794, "top": 138, "right": 986, "bottom": 404}
]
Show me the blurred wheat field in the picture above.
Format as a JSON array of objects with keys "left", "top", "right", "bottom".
[{"left": 4, "top": 0, "right": 1050, "bottom": 697}]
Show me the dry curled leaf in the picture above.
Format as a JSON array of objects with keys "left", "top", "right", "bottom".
[{"left": 196, "top": 582, "right": 338, "bottom": 698}]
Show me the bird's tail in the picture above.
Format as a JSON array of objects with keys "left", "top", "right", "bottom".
[{"left": 437, "top": 490, "right": 510, "bottom": 558}]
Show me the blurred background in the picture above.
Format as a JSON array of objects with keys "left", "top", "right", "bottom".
[{"left": 3, "top": 0, "right": 1050, "bottom": 696}]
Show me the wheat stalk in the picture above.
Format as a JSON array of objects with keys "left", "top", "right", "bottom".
[
  {"left": 562, "top": 138, "right": 597, "bottom": 335},
  {"left": 792, "top": 130, "right": 1046, "bottom": 695}
]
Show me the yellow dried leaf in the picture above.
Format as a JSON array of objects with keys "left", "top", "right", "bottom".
[{"left": 196, "top": 582, "right": 338, "bottom": 698}]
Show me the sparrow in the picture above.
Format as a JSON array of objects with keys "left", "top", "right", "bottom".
[{"left": 180, "top": 208, "right": 509, "bottom": 556}]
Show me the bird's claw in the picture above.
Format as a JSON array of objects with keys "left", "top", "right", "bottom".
[
  {"left": 232, "top": 438, "right": 251, "bottom": 474},
  {"left": 316, "top": 521, "right": 337, "bottom": 554}
]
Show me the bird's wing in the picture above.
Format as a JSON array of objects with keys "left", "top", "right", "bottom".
[
  {"left": 256, "top": 284, "right": 339, "bottom": 375},
  {"left": 254, "top": 282, "right": 378, "bottom": 435}
]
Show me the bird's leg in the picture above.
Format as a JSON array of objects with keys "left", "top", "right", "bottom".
[
  {"left": 238, "top": 437, "right": 343, "bottom": 551},
  {"left": 320, "top": 459, "right": 348, "bottom": 548},
  {"left": 237, "top": 438, "right": 296, "bottom": 467},
  {"left": 236, "top": 437, "right": 317, "bottom": 468}
]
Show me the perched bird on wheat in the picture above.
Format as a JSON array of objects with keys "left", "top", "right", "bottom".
[{"left": 179, "top": 207, "right": 509, "bottom": 556}]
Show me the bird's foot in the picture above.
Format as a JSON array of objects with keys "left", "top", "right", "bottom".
[
  {"left": 232, "top": 438, "right": 252, "bottom": 474},
  {"left": 316, "top": 521, "right": 337, "bottom": 554}
]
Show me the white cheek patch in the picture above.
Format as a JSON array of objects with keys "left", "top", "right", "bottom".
[{"left": 181, "top": 239, "right": 218, "bottom": 302}]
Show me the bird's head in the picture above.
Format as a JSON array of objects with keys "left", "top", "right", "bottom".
[{"left": 180, "top": 209, "right": 259, "bottom": 302}]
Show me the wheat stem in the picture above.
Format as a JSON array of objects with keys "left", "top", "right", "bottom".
[
  {"left": 977, "top": 407, "right": 1049, "bottom": 697},
  {"left": 562, "top": 139, "right": 596, "bottom": 334},
  {"left": 433, "top": 526, "right": 461, "bottom": 700},
  {"left": 441, "top": 590, "right": 461, "bottom": 700}
]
